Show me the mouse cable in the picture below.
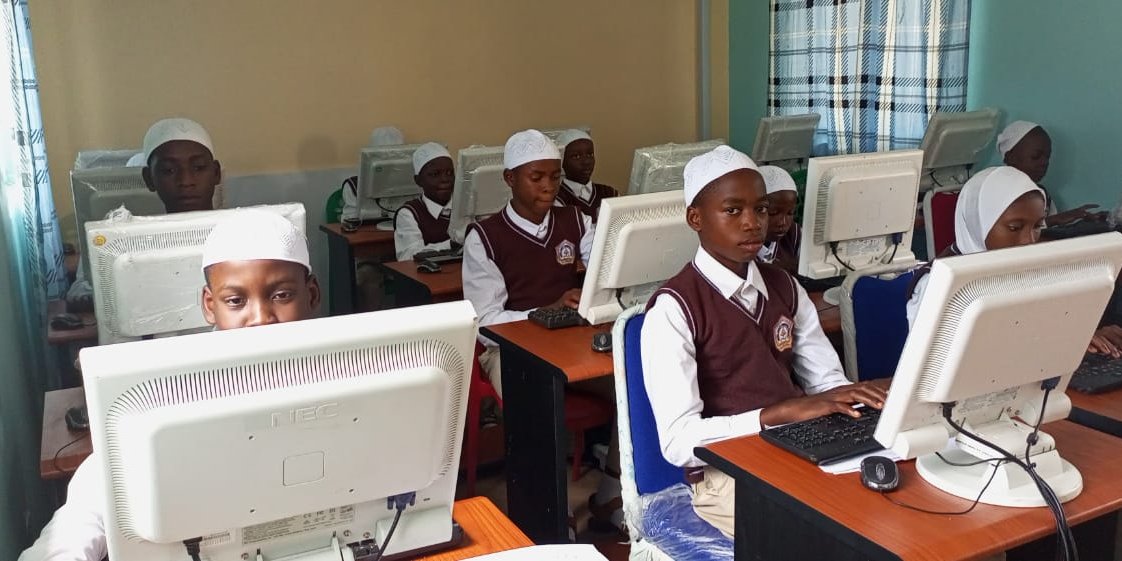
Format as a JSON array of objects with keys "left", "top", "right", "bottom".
[
  {"left": 880, "top": 455, "right": 1006, "bottom": 516},
  {"left": 52, "top": 432, "right": 89, "bottom": 475},
  {"left": 829, "top": 242, "right": 856, "bottom": 272}
]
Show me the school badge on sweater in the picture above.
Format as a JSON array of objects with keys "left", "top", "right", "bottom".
[
  {"left": 556, "top": 240, "right": 576, "bottom": 265},
  {"left": 773, "top": 315, "right": 793, "bottom": 352}
]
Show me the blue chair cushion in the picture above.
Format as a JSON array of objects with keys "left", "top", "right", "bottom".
[
  {"left": 639, "top": 484, "right": 734, "bottom": 560},
  {"left": 623, "top": 313, "right": 685, "bottom": 495},
  {"left": 852, "top": 271, "right": 915, "bottom": 381}
]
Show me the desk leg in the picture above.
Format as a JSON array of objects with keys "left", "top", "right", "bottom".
[
  {"left": 325, "top": 233, "right": 357, "bottom": 316},
  {"left": 500, "top": 342, "right": 569, "bottom": 544}
]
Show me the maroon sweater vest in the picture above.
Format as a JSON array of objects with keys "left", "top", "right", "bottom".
[
  {"left": 555, "top": 182, "right": 618, "bottom": 222},
  {"left": 647, "top": 261, "right": 804, "bottom": 418},
  {"left": 394, "top": 198, "right": 451, "bottom": 245},
  {"left": 468, "top": 206, "right": 585, "bottom": 311}
]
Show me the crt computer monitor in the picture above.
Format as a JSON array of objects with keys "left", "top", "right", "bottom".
[
  {"left": 918, "top": 108, "right": 1000, "bottom": 191},
  {"left": 577, "top": 190, "right": 699, "bottom": 325},
  {"left": 797, "top": 150, "right": 923, "bottom": 281},
  {"left": 81, "top": 300, "right": 476, "bottom": 561},
  {"left": 74, "top": 148, "right": 142, "bottom": 171},
  {"left": 627, "top": 139, "right": 726, "bottom": 196},
  {"left": 447, "top": 145, "right": 508, "bottom": 245},
  {"left": 875, "top": 233, "right": 1122, "bottom": 506},
  {"left": 85, "top": 203, "right": 306, "bottom": 345},
  {"left": 750, "top": 114, "right": 822, "bottom": 168},
  {"left": 355, "top": 143, "right": 431, "bottom": 221}
]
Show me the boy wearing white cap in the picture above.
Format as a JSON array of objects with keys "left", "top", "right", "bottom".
[
  {"left": 641, "top": 145, "right": 887, "bottom": 537},
  {"left": 393, "top": 142, "right": 454, "bottom": 260},
  {"left": 756, "top": 165, "right": 800, "bottom": 273},
  {"left": 554, "top": 130, "right": 618, "bottom": 222},
  {"left": 997, "top": 120, "right": 1102, "bottom": 227},
  {"left": 141, "top": 117, "right": 221, "bottom": 214},
  {"left": 20, "top": 210, "right": 319, "bottom": 561}
]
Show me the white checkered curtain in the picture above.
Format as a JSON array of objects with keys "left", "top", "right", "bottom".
[{"left": 768, "top": 0, "right": 970, "bottom": 155}]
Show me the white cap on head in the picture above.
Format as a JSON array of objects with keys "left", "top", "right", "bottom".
[
  {"left": 556, "top": 129, "right": 592, "bottom": 151},
  {"left": 954, "top": 166, "right": 1044, "bottom": 254},
  {"left": 369, "top": 126, "right": 405, "bottom": 147},
  {"left": 682, "top": 145, "right": 758, "bottom": 206},
  {"left": 412, "top": 142, "right": 452, "bottom": 175},
  {"left": 996, "top": 120, "right": 1042, "bottom": 156},
  {"left": 504, "top": 129, "right": 561, "bottom": 170},
  {"left": 142, "top": 118, "right": 214, "bottom": 165},
  {"left": 125, "top": 152, "right": 146, "bottom": 167},
  {"left": 758, "top": 165, "right": 796, "bottom": 195},
  {"left": 201, "top": 210, "right": 310, "bottom": 274}
]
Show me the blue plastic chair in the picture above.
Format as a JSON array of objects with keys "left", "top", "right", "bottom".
[{"left": 839, "top": 265, "right": 917, "bottom": 381}]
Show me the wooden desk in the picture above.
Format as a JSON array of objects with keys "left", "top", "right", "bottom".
[
  {"left": 45, "top": 299, "right": 97, "bottom": 346},
  {"left": 698, "top": 420, "right": 1122, "bottom": 561},
  {"left": 809, "top": 291, "right": 841, "bottom": 334},
  {"left": 480, "top": 321, "right": 613, "bottom": 544},
  {"left": 319, "top": 223, "right": 396, "bottom": 315},
  {"left": 378, "top": 260, "right": 463, "bottom": 307},
  {"left": 1069, "top": 388, "right": 1122, "bottom": 438},
  {"left": 40, "top": 387, "right": 91, "bottom": 479},
  {"left": 417, "top": 497, "right": 533, "bottom": 561}
]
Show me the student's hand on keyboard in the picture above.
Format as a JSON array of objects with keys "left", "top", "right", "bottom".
[
  {"left": 546, "top": 288, "right": 582, "bottom": 310},
  {"left": 761, "top": 381, "right": 888, "bottom": 427},
  {"left": 1088, "top": 325, "right": 1122, "bottom": 358}
]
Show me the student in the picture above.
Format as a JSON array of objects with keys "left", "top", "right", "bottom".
[
  {"left": 756, "top": 165, "right": 800, "bottom": 273},
  {"left": 66, "top": 118, "right": 221, "bottom": 310},
  {"left": 554, "top": 129, "right": 618, "bottom": 221},
  {"left": 393, "top": 142, "right": 454, "bottom": 260},
  {"left": 906, "top": 166, "right": 1122, "bottom": 355},
  {"left": 341, "top": 125, "right": 405, "bottom": 223},
  {"left": 641, "top": 145, "right": 888, "bottom": 538},
  {"left": 998, "top": 121, "right": 1103, "bottom": 227},
  {"left": 20, "top": 210, "right": 318, "bottom": 561}
]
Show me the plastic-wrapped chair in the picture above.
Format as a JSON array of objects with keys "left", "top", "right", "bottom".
[
  {"left": 612, "top": 306, "right": 733, "bottom": 561},
  {"left": 922, "top": 187, "right": 960, "bottom": 260},
  {"left": 839, "top": 264, "right": 917, "bottom": 382}
]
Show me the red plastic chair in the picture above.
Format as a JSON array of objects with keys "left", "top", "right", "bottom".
[
  {"left": 923, "top": 189, "right": 959, "bottom": 258},
  {"left": 461, "top": 343, "right": 502, "bottom": 497},
  {"left": 564, "top": 390, "right": 615, "bottom": 481}
]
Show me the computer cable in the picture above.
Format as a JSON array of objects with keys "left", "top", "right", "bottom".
[
  {"left": 880, "top": 455, "right": 1006, "bottom": 515},
  {"left": 372, "top": 492, "right": 416, "bottom": 561},
  {"left": 52, "top": 432, "right": 89, "bottom": 475},
  {"left": 829, "top": 242, "right": 856, "bottom": 272},
  {"left": 182, "top": 537, "right": 202, "bottom": 561}
]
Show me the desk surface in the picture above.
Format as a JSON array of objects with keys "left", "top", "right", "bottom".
[
  {"left": 809, "top": 291, "right": 840, "bottom": 334},
  {"left": 1069, "top": 389, "right": 1122, "bottom": 425},
  {"left": 40, "top": 387, "right": 91, "bottom": 479},
  {"left": 417, "top": 497, "right": 533, "bottom": 561},
  {"left": 319, "top": 223, "right": 395, "bottom": 246},
  {"left": 482, "top": 321, "right": 613, "bottom": 383},
  {"left": 46, "top": 299, "right": 98, "bottom": 346},
  {"left": 700, "top": 420, "right": 1122, "bottom": 561},
  {"left": 382, "top": 260, "right": 464, "bottom": 299}
]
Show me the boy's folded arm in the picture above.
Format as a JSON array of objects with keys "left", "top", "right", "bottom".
[{"left": 462, "top": 230, "right": 531, "bottom": 326}]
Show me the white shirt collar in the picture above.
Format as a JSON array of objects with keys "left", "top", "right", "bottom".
[
  {"left": 562, "top": 178, "right": 593, "bottom": 202},
  {"left": 503, "top": 203, "right": 550, "bottom": 239},
  {"left": 421, "top": 195, "right": 448, "bottom": 219},
  {"left": 692, "top": 246, "right": 769, "bottom": 304}
]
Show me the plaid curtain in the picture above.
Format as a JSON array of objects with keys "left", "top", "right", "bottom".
[{"left": 768, "top": 0, "right": 970, "bottom": 155}]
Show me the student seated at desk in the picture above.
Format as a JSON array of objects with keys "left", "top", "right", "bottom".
[
  {"left": 554, "top": 129, "right": 618, "bottom": 222},
  {"left": 756, "top": 165, "right": 800, "bottom": 274},
  {"left": 906, "top": 166, "right": 1122, "bottom": 355},
  {"left": 66, "top": 117, "right": 222, "bottom": 311},
  {"left": 393, "top": 142, "right": 454, "bottom": 260},
  {"left": 998, "top": 120, "right": 1104, "bottom": 227},
  {"left": 641, "top": 145, "right": 888, "bottom": 538},
  {"left": 20, "top": 211, "right": 319, "bottom": 561}
]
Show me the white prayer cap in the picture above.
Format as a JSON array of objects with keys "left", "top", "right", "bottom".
[
  {"left": 201, "top": 209, "right": 310, "bottom": 274},
  {"left": 954, "top": 166, "right": 1044, "bottom": 254},
  {"left": 557, "top": 129, "right": 592, "bottom": 150},
  {"left": 125, "top": 152, "right": 146, "bottom": 167},
  {"left": 996, "top": 120, "right": 1042, "bottom": 156},
  {"left": 504, "top": 129, "right": 560, "bottom": 170},
  {"left": 412, "top": 142, "right": 452, "bottom": 174},
  {"left": 142, "top": 118, "right": 214, "bottom": 164},
  {"left": 758, "top": 165, "right": 796, "bottom": 195},
  {"left": 682, "top": 145, "right": 758, "bottom": 206},
  {"left": 369, "top": 126, "right": 405, "bottom": 147}
]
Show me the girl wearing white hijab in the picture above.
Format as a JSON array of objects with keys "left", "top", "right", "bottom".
[
  {"left": 998, "top": 120, "right": 1104, "bottom": 226},
  {"left": 907, "top": 166, "right": 1122, "bottom": 355}
]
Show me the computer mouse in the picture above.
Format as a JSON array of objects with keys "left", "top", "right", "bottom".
[
  {"left": 591, "top": 331, "right": 612, "bottom": 353},
  {"left": 416, "top": 260, "right": 442, "bottom": 274},
  {"left": 50, "top": 313, "right": 84, "bottom": 331},
  {"left": 860, "top": 455, "right": 899, "bottom": 492},
  {"left": 65, "top": 406, "right": 89, "bottom": 432}
]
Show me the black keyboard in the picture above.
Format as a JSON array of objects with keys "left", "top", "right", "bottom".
[
  {"left": 1069, "top": 353, "right": 1122, "bottom": 394},
  {"left": 760, "top": 408, "right": 884, "bottom": 465},
  {"left": 413, "top": 248, "right": 463, "bottom": 264},
  {"left": 796, "top": 274, "right": 842, "bottom": 294},
  {"left": 528, "top": 307, "right": 587, "bottom": 330},
  {"left": 1041, "top": 220, "right": 1112, "bottom": 241}
]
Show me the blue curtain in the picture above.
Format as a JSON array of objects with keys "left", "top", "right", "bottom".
[
  {"left": 0, "top": 0, "right": 65, "bottom": 556},
  {"left": 768, "top": 0, "right": 971, "bottom": 155}
]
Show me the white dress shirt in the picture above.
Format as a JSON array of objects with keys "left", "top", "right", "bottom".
[
  {"left": 558, "top": 178, "right": 594, "bottom": 204},
  {"left": 19, "top": 457, "right": 105, "bottom": 561},
  {"left": 394, "top": 195, "right": 451, "bottom": 261},
  {"left": 641, "top": 248, "right": 849, "bottom": 467},
  {"left": 906, "top": 274, "right": 929, "bottom": 328},
  {"left": 463, "top": 204, "right": 594, "bottom": 327},
  {"left": 756, "top": 241, "right": 778, "bottom": 264}
]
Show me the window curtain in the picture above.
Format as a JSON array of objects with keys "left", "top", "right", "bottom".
[
  {"left": 768, "top": 0, "right": 971, "bottom": 155},
  {"left": 0, "top": 0, "right": 65, "bottom": 556}
]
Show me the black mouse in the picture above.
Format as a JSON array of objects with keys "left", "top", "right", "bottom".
[
  {"left": 65, "top": 406, "right": 89, "bottom": 432},
  {"left": 860, "top": 455, "right": 899, "bottom": 492},
  {"left": 416, "top": 260, "right": 441, "bottom": 274},
  {"left": 51, "top": 313, "right": 84, "bottom": 331},
  {"left": 591, "top": 331, "right": 612, "bottom": 353}
]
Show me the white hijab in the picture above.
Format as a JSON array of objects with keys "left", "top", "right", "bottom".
[{"left": 954, "top": 166, "right": 1044, "bottom": 254}]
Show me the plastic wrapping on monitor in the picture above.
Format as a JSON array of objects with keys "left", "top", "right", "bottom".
[
  {"left": 627, "top": 139, "right": 725, "bottom": 195},
  {"left": 74, "top": 149, "right": 143, "bottom": 170}
]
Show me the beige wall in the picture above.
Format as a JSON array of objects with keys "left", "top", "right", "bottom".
[{"left": 31, "top": 1, "right": 730, "bottom": 243}]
